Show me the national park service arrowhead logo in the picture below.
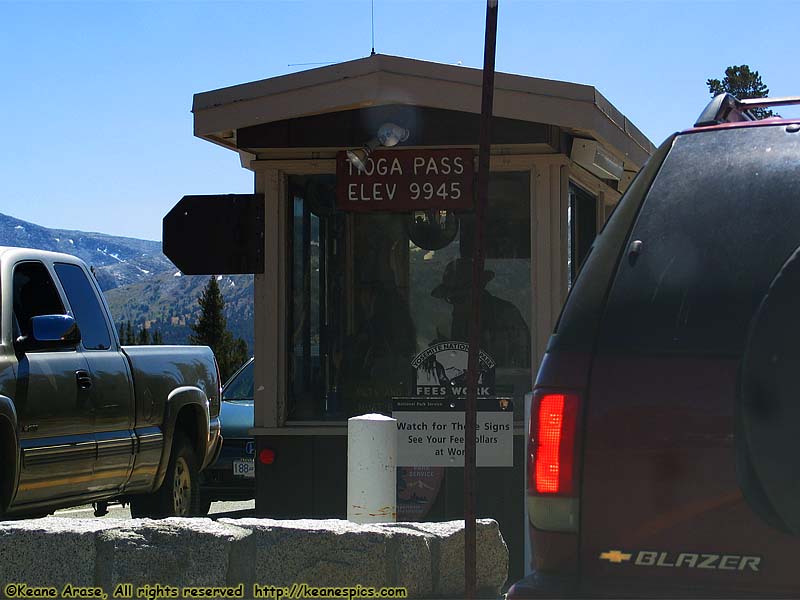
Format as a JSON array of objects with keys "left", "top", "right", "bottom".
[
  {"left": 411, "top": 341, "right": 496, "bottom": 398},
  {"left": 397, "top": 466, "right": 444, "bottom": 521}
]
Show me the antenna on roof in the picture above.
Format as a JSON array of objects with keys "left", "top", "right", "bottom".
[
  {"left": 289, "top": 1, "right": 376, "bottom": 67},
  {"left": 371, "top": 0, "right": 376, "bottom": 55}
]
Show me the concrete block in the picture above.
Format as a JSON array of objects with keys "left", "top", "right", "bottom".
[
  {"left": 94, "top": 518, "right": 253, "bottom": 588},
  {"left": 374, "top": 524, "right": 435, "bottom": 598},
  {"left": 0, "top": 517, "right": 119, "bottom": 589},
  {"left": 382, "top": 519, "right": 508, "bottom": 598},
  {"left": 0, "top": 515, "right": 507, "bottom": 600},
  {"left": 220, "top": 518, "right": 393, "bottom": 589}
]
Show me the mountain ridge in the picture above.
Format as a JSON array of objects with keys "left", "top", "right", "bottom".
[
  {"left": 0, "top": 212, "right": 254, "bottom": 353},
  {"left": 0, "top": 212, "right": 171, "bottom": 291}
]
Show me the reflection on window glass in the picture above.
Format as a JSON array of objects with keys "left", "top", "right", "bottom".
[
  {"left": 54, "top": 263, "right": 111, "bottom": 350},
  {"left": 13, "top": 261, "right": 65, "bottom": 337},
  {"left": 290, "top": 189, "right": 325, "bottom": 419},
  {"left": 223, "top": 359, "right": 254, "bottom": 401},
  {"left": 568, "top": 183, "right": 597, "bottom": 288},
  {"left": 288, "top": 172, "right": 532, "bottom": 421}
]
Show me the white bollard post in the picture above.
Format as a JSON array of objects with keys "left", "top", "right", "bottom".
[{"left": 347, "top": 413, "right": 397, "bottom": 523}]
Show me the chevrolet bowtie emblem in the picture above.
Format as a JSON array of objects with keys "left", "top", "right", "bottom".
[{"left": 600, "top": 550, "right": 632, "bottom": 563}]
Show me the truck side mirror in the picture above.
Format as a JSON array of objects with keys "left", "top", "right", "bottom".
[{"left": 16, "top": 314, "right": 82, "bottom": 352}]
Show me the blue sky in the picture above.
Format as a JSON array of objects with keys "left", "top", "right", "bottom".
[{"left": 2, "top": 0, "right": 798, "bottom": 241}]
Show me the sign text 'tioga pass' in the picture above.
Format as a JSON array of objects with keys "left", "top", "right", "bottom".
[{"left": 336, "top": 148, "right": 474, "bottom": 212}]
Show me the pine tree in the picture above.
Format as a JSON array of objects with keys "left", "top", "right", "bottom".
[
  {"left": 707, "top": 65, "right": 775, "bottom": 119},
  {"left": 137, "top": 326, "right": 150, "bottom": 345},
  {"left": 152, "top": 330, "right": 163, "bottom": 345},
  {"left": 190, "top": 276, "right": 249, "bottom": 380},
  {"left": 125, "top": 321, "right": 134, "bottom": 345}
]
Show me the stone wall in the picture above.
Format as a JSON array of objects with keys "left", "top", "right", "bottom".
[{"left": 0, "top": 518, "right": 508, "bottom": 599}]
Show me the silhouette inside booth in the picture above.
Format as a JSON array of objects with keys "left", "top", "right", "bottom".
[{"left": 287, "top": 172, "right": 532, "bottom": 420}]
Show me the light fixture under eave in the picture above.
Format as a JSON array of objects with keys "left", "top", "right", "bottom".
[
  {"left": 346, "top": 139, "right": 379, "bottom": 174},
  {"left": 376, "top": 122, "right": 409, "bottom": 147},
  {"left": 570, "top": 139, "right": 624, "bottom": 181},
  {"left": 346, "top": 122, "right": 410, "bottom": 173}
]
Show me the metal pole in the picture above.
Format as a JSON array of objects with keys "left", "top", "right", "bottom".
[{"left": 465, "top": 1, "right": 498, "bottom": 598}]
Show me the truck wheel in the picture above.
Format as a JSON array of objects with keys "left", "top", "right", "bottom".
[{"left": 129, "top": 432, "right": 200, "bottom": 518}]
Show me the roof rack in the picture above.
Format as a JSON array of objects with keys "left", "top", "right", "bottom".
[{"left": 694, "top": 93, "right": 800, "bottom": 128}]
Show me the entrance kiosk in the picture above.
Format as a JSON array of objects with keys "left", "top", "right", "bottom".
[{"left": 191, "top": 54, "right": 654, "bottom": 580}]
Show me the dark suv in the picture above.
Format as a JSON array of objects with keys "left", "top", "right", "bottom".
[{"left": 509, "top": 94, "right": 800, "bottom": 598}]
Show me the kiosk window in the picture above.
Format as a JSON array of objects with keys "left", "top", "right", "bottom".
[
  {"left": 568, "top": 183, "right": 597, "bottom": 288},
  {"left": 287, "top": 172, "right": 532, "bottom": 421}
]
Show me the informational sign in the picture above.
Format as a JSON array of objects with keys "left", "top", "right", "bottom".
[
  {"left": 397, "top": 466, "right": 444, "bottom": 521},
  {"left": 336, "top": 148, "right": 474, "bottom": 212},
  {"left": 393, "top": 398, "right": 514, "bottom": 467},
  {"left": 411, "top": 341, "right": 495, "bottom": 398}
]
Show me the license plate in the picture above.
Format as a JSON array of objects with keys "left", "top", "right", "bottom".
[{"left": 232, "top": 459, "right": 255, "bottom": 478}]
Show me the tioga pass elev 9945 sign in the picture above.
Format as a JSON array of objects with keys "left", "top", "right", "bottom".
[{"left": 336, "top": 148, "right": 474, "bottom": 212}]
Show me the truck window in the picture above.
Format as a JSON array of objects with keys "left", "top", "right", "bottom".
[
  {"left": 223, "top": 360, "right": 254, "bottom": 401},
  {"left": 53, "top": 263, "right": 111, "bottom": 350},
  {"left": 13, "top": 261, "right": 65, "bottom": 337}
]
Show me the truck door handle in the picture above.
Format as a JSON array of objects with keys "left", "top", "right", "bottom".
[{"left": 76, "top": 370, "right": 93, "bottom": 390}]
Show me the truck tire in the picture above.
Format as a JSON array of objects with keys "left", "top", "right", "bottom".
[
  {"left": 197, "top": 494, "right": 212, "bottom": 517},
  {"left": 0, "top": 443, "right": 5, "bottom": 520},
  {"left": 129, "top": 432, "right": 201, "bottom": 518}
]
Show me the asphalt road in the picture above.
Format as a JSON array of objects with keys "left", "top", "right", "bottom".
[{"left": 53, "top": 500, "right": 256, "bottom": 519}]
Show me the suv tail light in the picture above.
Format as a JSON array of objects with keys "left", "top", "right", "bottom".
[{"left": 528, "top": 389, "right": 581, "bottom": 532}]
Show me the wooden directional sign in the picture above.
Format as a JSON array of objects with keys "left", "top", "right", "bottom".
[{"left": 163, "top": 194, "right": 264, "bottom": 275}]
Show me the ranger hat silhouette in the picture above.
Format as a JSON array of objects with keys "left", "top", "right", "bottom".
[
  {"left": 431, "top": 257, "right": 530, "bottom": 368},
  {"left": 431, "top": 258, "right": 494, "bottom": 301}
]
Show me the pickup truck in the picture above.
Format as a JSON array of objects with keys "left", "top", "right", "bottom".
[{"left": 0, "top": 247, "right": 222, "bottom": 518}]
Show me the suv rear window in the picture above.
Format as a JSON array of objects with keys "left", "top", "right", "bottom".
[{"left": 598, "top": 125, "right": 800, "bottom": 357}]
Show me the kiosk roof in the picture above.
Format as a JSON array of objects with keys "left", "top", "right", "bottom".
[{"left": 193, "top": 53, "right": 654, "bottom": 168}]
